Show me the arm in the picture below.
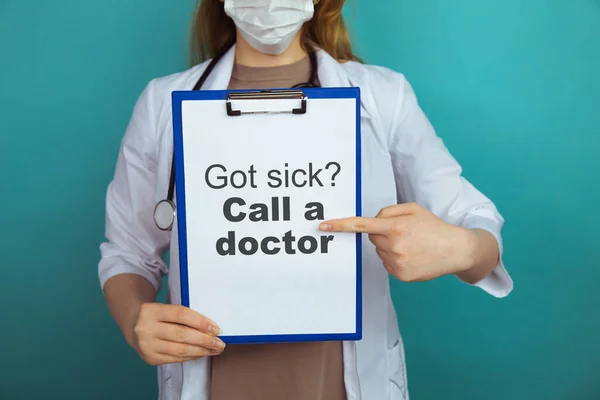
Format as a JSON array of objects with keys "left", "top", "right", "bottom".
[
  {"left": 99, "top": 81, "right": 224, "bottom": 364},
  {"left": 386, "top": 74, "right": 512, "bottom": 297},
  {"left": 99, "top": 80, "right": 169, "bottom": 333},
  {"left": 457, "top": 228, "right": 500, "bottom": 285},
  {"left": 103, "top": 274, "right": 157, "bottom": 348}
]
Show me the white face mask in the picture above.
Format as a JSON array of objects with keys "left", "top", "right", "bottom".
[{"left": 224, "top": 0, "right": 315, "bottom": 55}]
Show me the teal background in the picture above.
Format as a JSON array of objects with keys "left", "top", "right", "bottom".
[{"left": 1, "top": 0, "right": 599, "bottom": 399}]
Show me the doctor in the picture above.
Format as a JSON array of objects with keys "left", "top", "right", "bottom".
[{"left": 99, "top": 0, "right": 513, "bottom": 399}]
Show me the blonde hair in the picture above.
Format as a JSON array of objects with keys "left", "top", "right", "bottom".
[{"left": 190, "top": 0, "right": 361, "bottom": 65}]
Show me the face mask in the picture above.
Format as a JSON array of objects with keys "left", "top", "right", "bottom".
[{"left": 224, "top": 0, "right": 315, "bottom": 55}]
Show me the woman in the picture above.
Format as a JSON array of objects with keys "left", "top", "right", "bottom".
[{"left": 99, "top": 0, "right": 513, "bottom": 399}]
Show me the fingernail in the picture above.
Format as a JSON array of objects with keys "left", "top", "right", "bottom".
[
  {"left": 319, "top": 223, "right": 331, "bottom": 231},
  {"left": 208, "top": 325, "right": 220, "bottom": 335},
  {"left": 211, "top": 349, "right": 223, "bottom": 355},
  {"left": 213, "top": 338, "right": 226, "bottom": 350}
]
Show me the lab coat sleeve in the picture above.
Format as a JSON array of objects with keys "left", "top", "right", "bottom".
[
  {"left": 387, "top": 74, "right": 513, "bottom": 298},
  {"left": 98, "top": 80, "right": 169, "bottom": 292}
]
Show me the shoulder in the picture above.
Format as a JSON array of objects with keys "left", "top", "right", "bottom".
[
  {"left": 139, "top": 61, "right": 210, "bottom": 115},
  {"left": 342, "top": 61, "right": 405, "bottom": 85},
  {"left": 152, "top": 62, "right": 208, "bottom": 92},
  {"left": 120, "top": 61, "right": 210, "bottom": 147}
]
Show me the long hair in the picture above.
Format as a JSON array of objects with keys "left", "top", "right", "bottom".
[{"left": 189, "top": 0, "right": 361, "bottom": 65}]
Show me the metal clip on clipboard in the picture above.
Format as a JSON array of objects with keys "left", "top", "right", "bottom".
[{"left": 226, "top": 90, "right": 307, "bottom": 116}]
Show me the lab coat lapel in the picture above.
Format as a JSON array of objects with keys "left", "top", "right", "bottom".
[
  {"left": 315, "top": 49, "right": 349, "bottom": 88},
  {"left": 202, "top": 45, "right": 237, "bottom": 90},
  {"left": 316, "top": 49, "right": 372, "bottom": 120}
]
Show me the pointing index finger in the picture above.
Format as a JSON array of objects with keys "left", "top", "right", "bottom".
[{"left": 319, "top": 217, "right": 394, "bottom": 235}]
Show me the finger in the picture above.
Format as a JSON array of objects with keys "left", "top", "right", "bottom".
[
  {"left": 155, "top": 322, "right": 226, "bottom": 352},
  {"left": 376, "top": 248, "right": 395, "bottom": 266},
  {"left": 376, "top": 247, "right": 390, "bottom": 262},
  {"left": 382, "top": 262, "right": 395, "bottom": 275},
  {"left": 376, "top": 203, "right": 419, "bottom": 218},
  {"left": 156, "top": 339, "right": 222, "bottom": 359},
  {"left": 157, "top": 305, "right": 220, "bottom": 336},
  {"left": 319, "top": 217, "right": 395, "bottom": 234},
  {"left": 368, "top": 233, "right": 390, "bottom": 250}
]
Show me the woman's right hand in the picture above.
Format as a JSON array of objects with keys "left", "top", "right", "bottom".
[{"left": 131, "top": 303, "right": 226, "bottom": 366}]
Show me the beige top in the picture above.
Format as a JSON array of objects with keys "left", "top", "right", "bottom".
[{"left": 209, "top": 56, "right": 347, "bottom": 400}]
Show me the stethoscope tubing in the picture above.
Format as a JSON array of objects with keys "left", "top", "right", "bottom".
[{"left": 154, "top": 45, "right": 319, "bottom": 231}]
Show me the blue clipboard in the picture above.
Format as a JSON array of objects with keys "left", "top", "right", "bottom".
[{"left": 171, "top": 87, "right": 362, "bottom": 344}]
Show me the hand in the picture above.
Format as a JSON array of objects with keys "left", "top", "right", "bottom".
[
  {"left": 319, "top": 202, "right": 477, "bottom": 282},
  {"left": 131, "top": 303, "right": 226, "bottom": 366}
]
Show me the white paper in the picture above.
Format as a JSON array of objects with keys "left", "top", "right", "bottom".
[{"left": 178, "top": 96, "right": 359, "bottom": 339}]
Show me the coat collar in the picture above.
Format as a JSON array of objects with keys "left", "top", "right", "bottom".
[{"left": 200, "top": 44, "right": 372, "bottom": 119}]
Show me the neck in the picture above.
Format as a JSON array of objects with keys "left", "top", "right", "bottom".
[{"left": 234, "top": 31, "right": 307, "bottom": 67}]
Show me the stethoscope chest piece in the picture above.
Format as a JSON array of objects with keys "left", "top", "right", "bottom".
[{"left": 154, "top": 199, "right": 175, "bottom": 231}]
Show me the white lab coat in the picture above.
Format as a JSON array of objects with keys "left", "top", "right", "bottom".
[{"left": 98, "top": 45, "right": 513, "bottom": 400}]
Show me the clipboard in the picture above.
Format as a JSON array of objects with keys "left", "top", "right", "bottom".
[{"left": 172, "top": 87, "right": 362, "bottom": 344}]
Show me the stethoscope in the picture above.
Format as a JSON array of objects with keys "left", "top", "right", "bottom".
[{"left": 153, "top": 46, "right": 321, "bottom": 231}]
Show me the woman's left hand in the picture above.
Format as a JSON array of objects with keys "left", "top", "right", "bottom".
[{"left": 319, "top": 202, "right": 477, "bottom": 282}]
